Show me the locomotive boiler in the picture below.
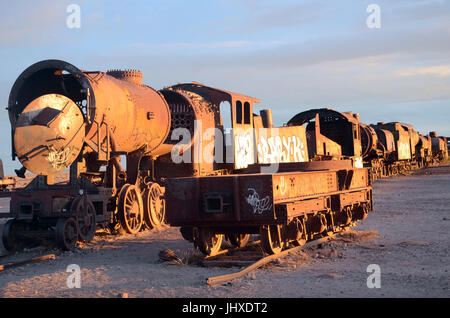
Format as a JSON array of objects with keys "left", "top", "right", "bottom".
[
  {"left": 3, "top": 60, "right": 177, "bottom": 250},
  {"left": 9, "top": 60, "right": 172, "bottom": 177}
]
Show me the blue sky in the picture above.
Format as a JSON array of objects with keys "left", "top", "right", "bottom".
[{"left": 0, "top": 0, "right": 449, "bottom": 173}]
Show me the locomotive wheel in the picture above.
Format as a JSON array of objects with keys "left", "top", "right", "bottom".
[
  {"left": 354, "top": 203, "right": 369, "bottom": 221},
  {"left": 55, "top": 218, "right": 78, "bottom": 251},
  {"left": 291, "top": 218, "right": 307, "bottom": 246},
  {"left": 143, "top": 183, "right": 165, "bottom": 230},
  {"left": 194, "top": 227, "right": 223, "bottom": 256},
  {"left": 118, "top": 184, "right": 144, "bottom": 234},
  {"left": 228, "top": 233, "right": 250, "bottom": 248},
  {"left": 107, "top": 222, "right": 126, "bottom": 235},
  {"left": 71, "top": 197, "right": 96, "bottom": 242},
  {"left": 2, "top": 219, "right": 25, "bottom": 251},
  {"left": 337, "top": 207, "right": 352, "bottom": 226},
  {"left": 260, "top": 225, "right": 285, "bottom": 255}
]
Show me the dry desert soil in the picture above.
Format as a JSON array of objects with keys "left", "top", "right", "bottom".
[{"left": 0, "top": 165, "right": 449, "bottom": 298}]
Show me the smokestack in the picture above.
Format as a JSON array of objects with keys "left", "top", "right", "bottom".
[{"left": 260, "top": 109, "right": 273, "bottom": 128}]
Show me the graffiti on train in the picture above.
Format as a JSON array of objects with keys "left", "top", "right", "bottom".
[
  {"left": 256, "top": 126, "right": 308, "bottom": 164},
  {"left": 246, "top": 188, "right": 272, "bottom": 215},
  {"left": 234, "top": 132, "right": 255, "bottom": 169}
]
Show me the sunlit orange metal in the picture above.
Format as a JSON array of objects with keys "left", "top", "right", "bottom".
[
  {"left": 8, "top": 60, "right": 172, "bottom": 176},
  {"left": 14, "top": 94, "right": 85, "bottom": 175}
]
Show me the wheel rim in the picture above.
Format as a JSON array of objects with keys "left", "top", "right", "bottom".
[
  {"left": 260, "top": 225, "right": 284, "bottom": 255},
  {"left": 344, "top": 207, "right": 352, "bottom": 225},
  {"left": 228, "top": 233, "right": 250, "bottom": 248},
  {"left": 2, "top": 219, "right": 22, "bottom": 251},
  {"left": 143, "top": 183, "right": 165, "bottom": 229},
  {"left": 194, "top": 228, "right": 223, "bottom": 256},
  {"left": 71, "top": 197, "right": 96, "bottom": 242},
  {"left": 359, "top": 203, "right": 369, "bottom": 220},
  {"left": 291, "top": 219, "right": 306, "bottom": 246},
  {"left": 118, "top": 184, "right": 143, "bottom": 234},
  {"left": 338, "top": 207, "right": 352, "bottom": 226},
  {"left": 56, "top": 218, "right": 78, "bottom": 251}
]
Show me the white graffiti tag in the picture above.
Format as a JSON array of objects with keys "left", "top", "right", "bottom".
[
  {"left": 246, "top": 188, "right": 272, "bottom": 215},
  {"left": 235, "top": 133, "right": 254, "bottom": 169},
  {"left": 257, "top": 135, "right": 306, "bottom": 164}
]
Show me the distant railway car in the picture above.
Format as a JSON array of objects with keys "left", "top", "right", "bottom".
[
  {"left": 360, "top": 123, "right": 392, "bottom": 180},
  {"left": 370, "top": 122, "right": 418, "bottom": 175},
  {"left": 430, "top": 132, "right": 448, "bottom": 160},
  {"left": 416, "top": 134, "right": 433, "bottom": 167},
  {"left": 0, "top": 159, "right": 15, "bottom": 191}
]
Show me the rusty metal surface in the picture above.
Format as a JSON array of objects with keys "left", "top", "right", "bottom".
[
  {"left": 372, "top": 122, "right": 412, "bottom": 161},
  {"left": 253, "top": 125, "right": 309, "bottom": 164},
  {"left": 287, "top": 108, "right": 363, "bottom": 165},
  {"left": 165, "top": 166, "right": 371, "bottom": 228},
  {"left": 8, "top": 60, "right": 172, "bottom": 177},
  {"left": 360, "top": 123, "right": 379, "bottom": 159},
  {"left": 431, "top": 135, "right": 448, "bottom": 157},
  {"left": 13, "top": 94, "right": 85, "bottom": 175},
  {"left": 0, "top": 254, "right": 56, "bottom": 271},
  {"left": 162, "top": 82, "right": 262, "bottom": 170}
]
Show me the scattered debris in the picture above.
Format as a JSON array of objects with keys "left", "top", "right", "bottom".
[
  {"left": 335, "top": 230, "right": 379, "bottom": 243},
  {"left": 158, "top": 249, "right": 183, "bottom": 265},
  {"left": 0, "top": 254, "right": 56, "bottom": 272}
]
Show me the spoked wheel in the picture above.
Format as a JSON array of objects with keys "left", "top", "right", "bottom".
[
  {"left": 343, "top": 206, "right": 353, "bottom": 225},
  {"left": 2, "top": 219, "right": 25, "bottom": 252},
  {"left": 260, "top": 225, "right": 285, "bottom": 255},
  {"left": 143, "top": 183, "right": 165, "bottom": 230},
  {"left": 194, "top": 227, "right": 223, "bottom": 256},
  {"left": 118, "top": 184, "right": 144, "bottom": 234},
  {"left": 55, "top": 218, "right": 78, "bottom": 251},
  {"left": 354, "top": 203, "right": 369, "bottom": 221},
  {"left": 71, "top": 196, "right": 96, "bottom": 242},
  {"left": 290, "top": 219, "right": 306, "bottom": 247},
  {"left": 228, "top": 233, "right": 250, "bottom": 248}
]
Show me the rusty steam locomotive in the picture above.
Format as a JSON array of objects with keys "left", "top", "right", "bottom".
[{"left": 0, "top": 59, "right": 445, "bottom": 255}]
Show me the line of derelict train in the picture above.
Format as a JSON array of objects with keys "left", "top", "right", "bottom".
[{"left": 0, "top": 60, "right": 448, "bottom": 256}]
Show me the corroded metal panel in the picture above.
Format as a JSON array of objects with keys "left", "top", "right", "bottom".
[
  {"left": 272, "top": 171, "right": 338, "bottom": 203},
  {"left": 254, "top": 126, "right": 309, "bottom": 164}
]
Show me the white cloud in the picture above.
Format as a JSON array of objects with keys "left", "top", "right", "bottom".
[{"left": 395, "top": 65, "right": 450, "bottom": 78}]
